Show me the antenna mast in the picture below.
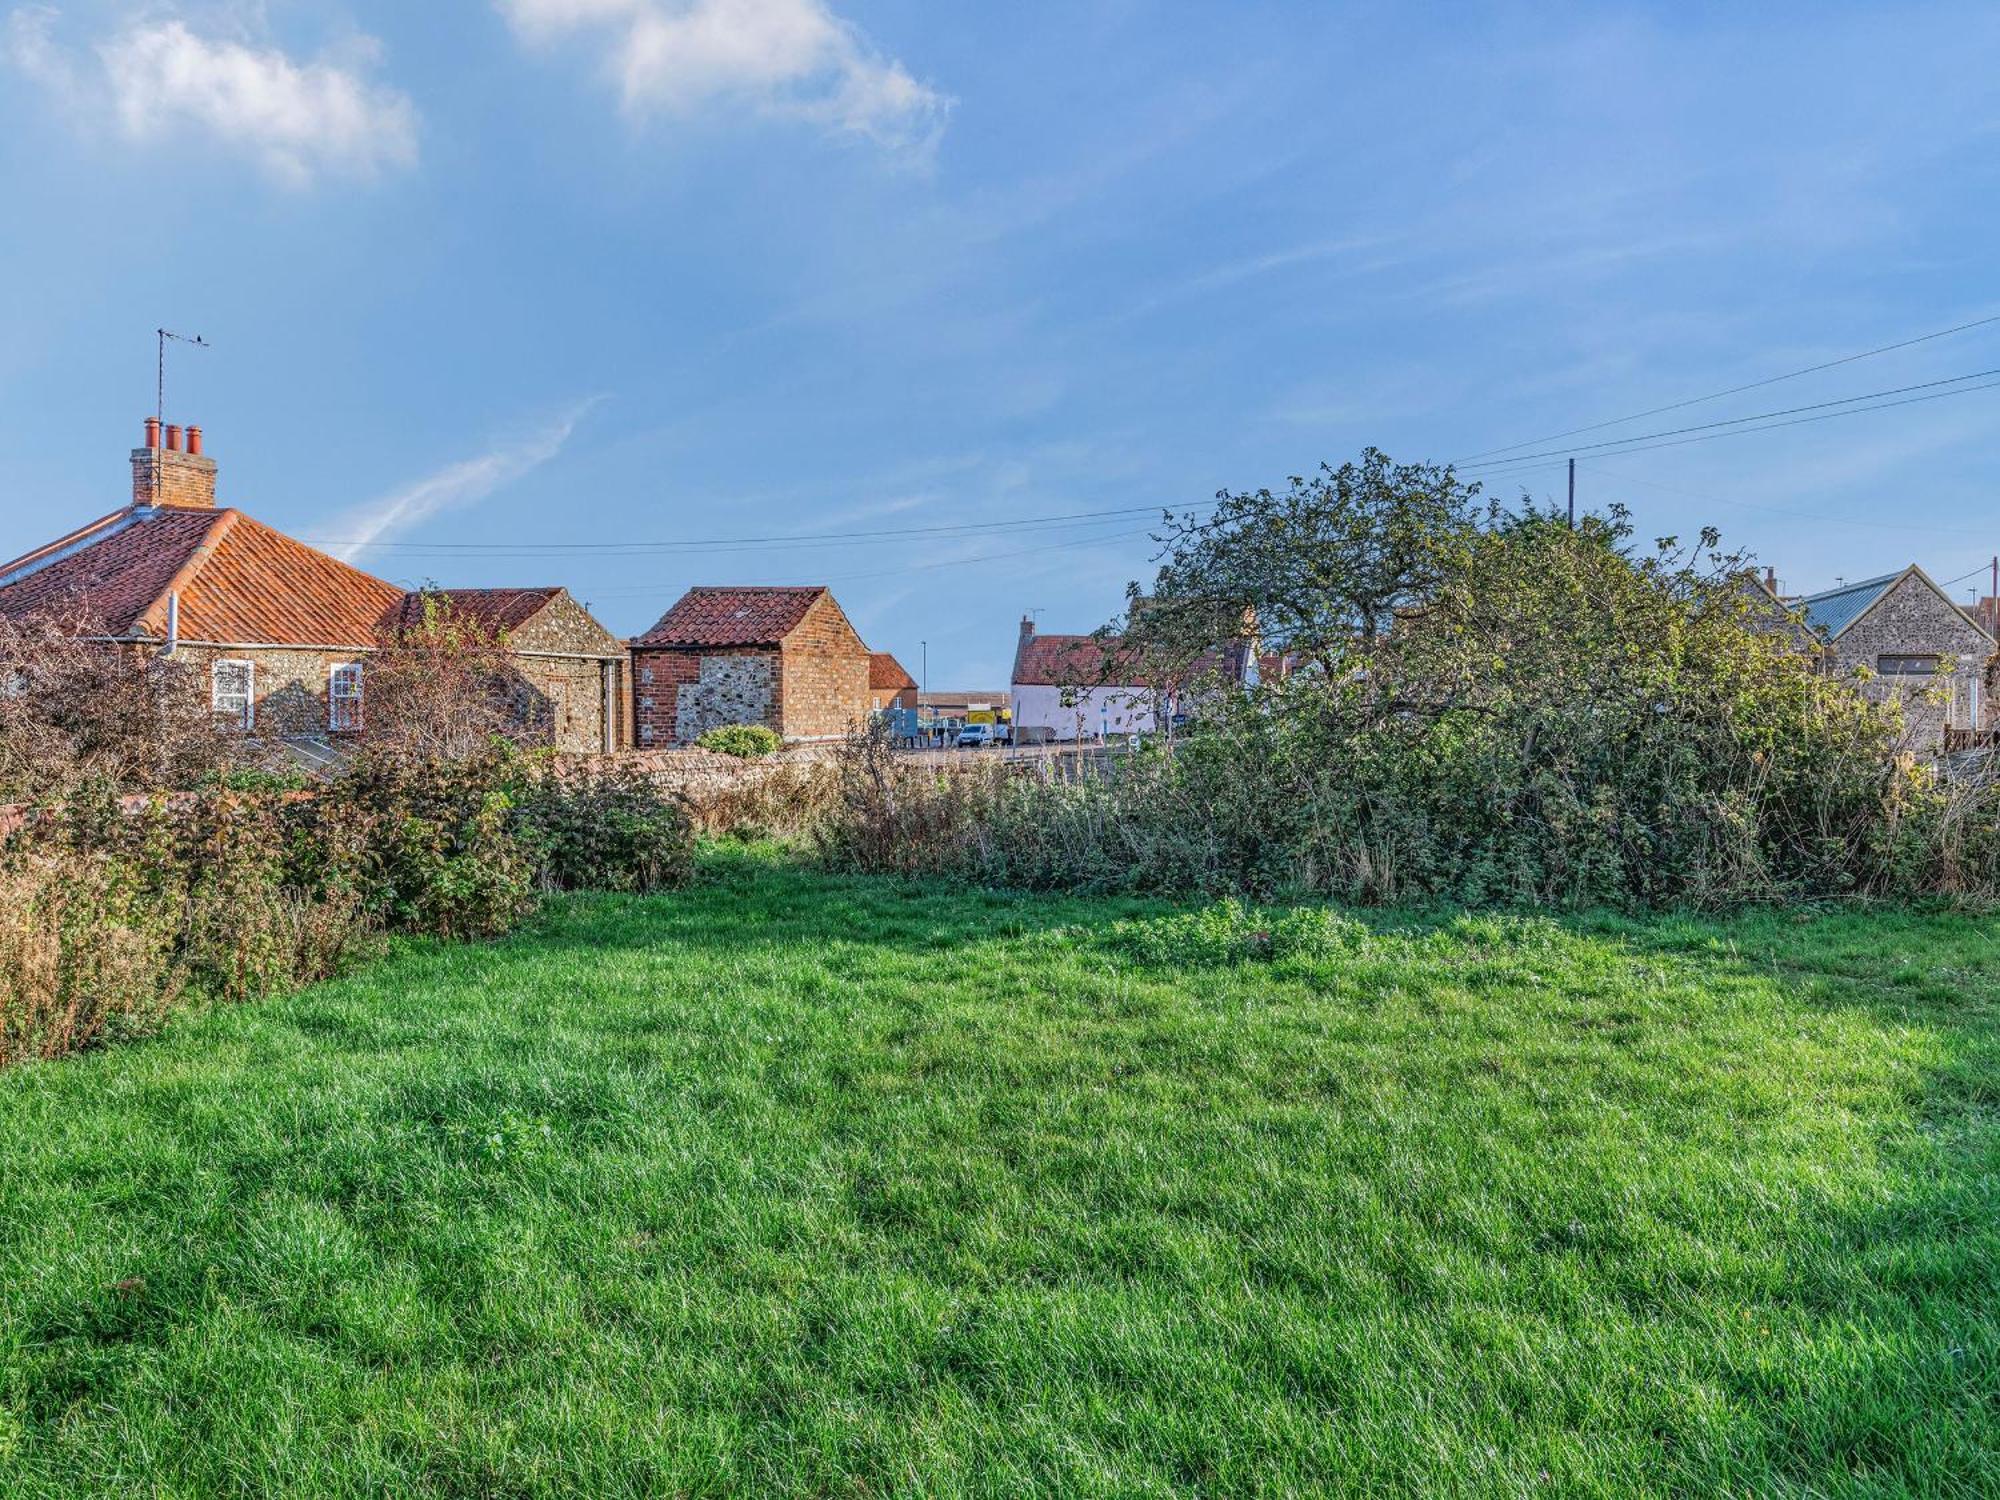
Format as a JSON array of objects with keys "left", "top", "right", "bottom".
[
  {"left": 152, "top": 328, "right": 210, "bottom": 508},
  {"left": 156, "top": 328, "right": 210, "bottom": 429}
]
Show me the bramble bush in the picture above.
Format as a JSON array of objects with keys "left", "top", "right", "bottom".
[
  {"left": 1, "top": 748, "right": 694, "bottom": 1065},
  {"left": 508, "top": 753, "right": 696, "bottom": 893},
  {"left": 813, "top": 511, "right": 2000, "bottom": 908}
]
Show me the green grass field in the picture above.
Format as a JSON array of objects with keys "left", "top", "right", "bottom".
[{"left": 0, "top": 847, "right": 1995, "bottom": 1497}]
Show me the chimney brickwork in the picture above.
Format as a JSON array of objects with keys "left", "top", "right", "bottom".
[{"left": 131, "top": 418, "right": 218, "bottom": 508}]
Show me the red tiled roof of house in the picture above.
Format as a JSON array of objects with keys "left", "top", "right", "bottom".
[
  {"left": 1012, "top": 632, "right": 1148, "bottom": 686},
  {"left": 868, "top": 651, "right": 917, "bottom": 692},
  {"left": 633, "top": 586, "right": 829, "bottom": 648},
  {"left": 0, "top": 506, "right": 216, "bottom": 635},
  {"left": 0, "top": 503, "right": 405, "bottom": 646},
  {"left": 386, "top": 587, "right": 560, "bottom": 636}
]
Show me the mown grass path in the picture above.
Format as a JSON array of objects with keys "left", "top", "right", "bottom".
[{"left": 1, "top": 848, "right": 1995, "bottom": 1496}]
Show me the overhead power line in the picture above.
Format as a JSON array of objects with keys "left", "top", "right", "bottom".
[
  {"left": 299, "top": 498, "right": 1215, "bottom": 556},
  {"left": 1579, "top": 461, "right": 1996, "bottom": 541},
  {"left": 1455, "top": 309, "right": 2000, "bottom": 464},
  {"left": 563, "top": 527, "right": 1164, "bottom": 601},
  {"left": 1462, "top": 369, "right": 2000, "bottom": 476}
]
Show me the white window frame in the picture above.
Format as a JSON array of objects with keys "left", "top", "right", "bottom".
[
  {"left": 211, "top": 659, "right": 255, "bottom": 730},
  {"left": 328, "top": 661, "right": 364, "bottom": 733}
]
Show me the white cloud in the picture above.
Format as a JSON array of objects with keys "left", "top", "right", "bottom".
[
  {"left": 3, "top": 7, "right": 417, "bottom": 187},
  {"left": 326, "top": 400, "right": 603, "bottom": 562},
  {"left": 497, "top": 0, "right": 947, "bottom": 152}
]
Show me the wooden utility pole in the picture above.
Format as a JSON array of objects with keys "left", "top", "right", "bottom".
[{"left": 1567, "top": 457, "right": 1576, "bottom": 528}]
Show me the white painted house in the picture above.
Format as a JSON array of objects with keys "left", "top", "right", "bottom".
[{"left": 1009, "top": 616, "right": 1158, "bottom": 741}]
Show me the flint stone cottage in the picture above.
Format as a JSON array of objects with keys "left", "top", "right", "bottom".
[
  {"left": 0, "top": 422, "right": 627, "bottom": 754},
  {"left": 386, "top": 588, "right": 628, "bottom": 752},
  {"left": 628, "top": 586, "right": 871, "bottom": 745},
  {"left": 1796, "top": 565, "right": 1996, "bottom": 747}
]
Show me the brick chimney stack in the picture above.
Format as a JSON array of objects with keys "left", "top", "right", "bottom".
[
  {"left": 1019, "top": 613, "right": 1035, "bottom": 640},
  {"left": 131, "top": 417, "right": 218, "bottom": 508}
]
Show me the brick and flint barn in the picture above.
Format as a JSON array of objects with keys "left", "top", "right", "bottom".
[
  {"left": 0, "top": 421, "right": 628, "bottom": 753},
  {"left": 629, "top": 586, "right": 871, "bottom": 744},
  {"left": 385, "top": 588, "right": 629, "bottom": 752}
]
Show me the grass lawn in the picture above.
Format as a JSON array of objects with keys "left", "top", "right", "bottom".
[{"left": 0, "top": 847, "right": 1995, "bottom": 1497}]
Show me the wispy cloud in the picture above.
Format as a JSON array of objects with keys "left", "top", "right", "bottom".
[
  {"left": 325, "top": 400, "right": 604, "bottom": 562},
  {"left": 496, "top": 0, "right": 947, "bottom": 154},
  {"left": 3, "top": 6, "right": 418, "bottom": 187}
]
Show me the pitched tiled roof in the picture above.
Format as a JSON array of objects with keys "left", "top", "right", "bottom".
[
  {"left": 1013, "top": 632, "right": 1140, "bottom": 687},
  {"left": 0, "top": 507, "right": 216, "bottom": 634},
  {"left": 633, "top": 586, "right": 828, "bottom": 648},
  {"left": 1011, "top": 629, "right": 1272, "bottom": 689},
  {"left": 386, "top": 587, "right": 560, "bottom": 636},
  {"left": 1798, "top": 572, "right": 1901, "bottom": 641},
  {"left": 0, "top": 503, "right": 405, "bottom": 647},
  {"left": 869, "top": 652, "right": 917, "bottom": 692}
]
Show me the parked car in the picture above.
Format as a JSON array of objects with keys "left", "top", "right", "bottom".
[{"left": 955, "top": 724, "right": 995, "bottom": 749}]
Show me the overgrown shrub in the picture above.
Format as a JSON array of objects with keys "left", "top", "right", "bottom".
[
  {"left": 811, "top": 516, "right": 2000, "bottom": 909},
  {"left": 0, "top": 846, "right": 183, "bottom": 1066},
  {"left": 510, "top": 757, "right": 694, "bottom": 892},
  {"left": 811, "top": 721, "right": 1004, "bottom": 877},
  {"left": 0, "top": 616, "right": 250, "bottom": 801},
  {"left": 689, "top": 758, "right": 837, "bottom": 841},
  {"left": 0, "top": 745, "right": 708, "bottom": 1067},
  {"left": 697, "top": 725, "right": 782, "bottom": 759},
  {"left": 332, "top": 751, "right": 538, "bottom": 941}
]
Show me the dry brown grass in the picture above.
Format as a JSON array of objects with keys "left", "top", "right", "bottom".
[{"left": 0, "top": 848, "right": 185, "bottom": 1066}]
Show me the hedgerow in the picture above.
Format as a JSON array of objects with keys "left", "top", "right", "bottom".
[{"left": 1, "top": 748, "right": 693, "bottom": 1066}]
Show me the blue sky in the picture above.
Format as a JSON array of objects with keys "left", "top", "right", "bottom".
[{"left": 3, "top": 1, "right": 1998, "bottom": 685}]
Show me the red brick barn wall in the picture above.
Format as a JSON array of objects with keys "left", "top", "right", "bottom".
[
  {"left": 630, "top": 647, "right": 783, "bottom": 745},
  {"left": 779, "top": 596, "right": 871, "bottom": 741}
]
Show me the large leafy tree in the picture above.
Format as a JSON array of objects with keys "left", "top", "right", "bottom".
[{"left": 1127, "top": 448, "right": 1482, "bottom": 674}]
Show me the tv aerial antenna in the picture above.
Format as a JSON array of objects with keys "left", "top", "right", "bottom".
[{"left": 156, "top": 327, "right": 210, "bottom": 428}]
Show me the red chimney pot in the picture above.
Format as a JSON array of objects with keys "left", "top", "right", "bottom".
[
  {"left": 164, "top": 424, "right": 182, "bottom": 452},
  {"left": 143, "top": 417, "right": 161, "bottom": 449},
  {"left": 185, "top": 425, "right": 203, "bottom": 456}
]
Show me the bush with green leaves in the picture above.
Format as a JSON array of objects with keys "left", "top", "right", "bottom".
[
  {"left": 813, "top": 508, "right": 1999, "bottom": 908},
  {"left": 507, "top": 757, "right": 695, "bottom": 893},
  {"left": 696, "top": 724, "right": 782, "bottom": 759}
]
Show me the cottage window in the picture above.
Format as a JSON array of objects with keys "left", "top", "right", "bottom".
[
  {"left": 329, "top": 662, "right": 363, "bottom": 732},
  {"left": 212, "top": 660, "right": 255, "bottom": 730},
  {"left": 1877, "top": 654, "right": 1940, "bottom": 676}
]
